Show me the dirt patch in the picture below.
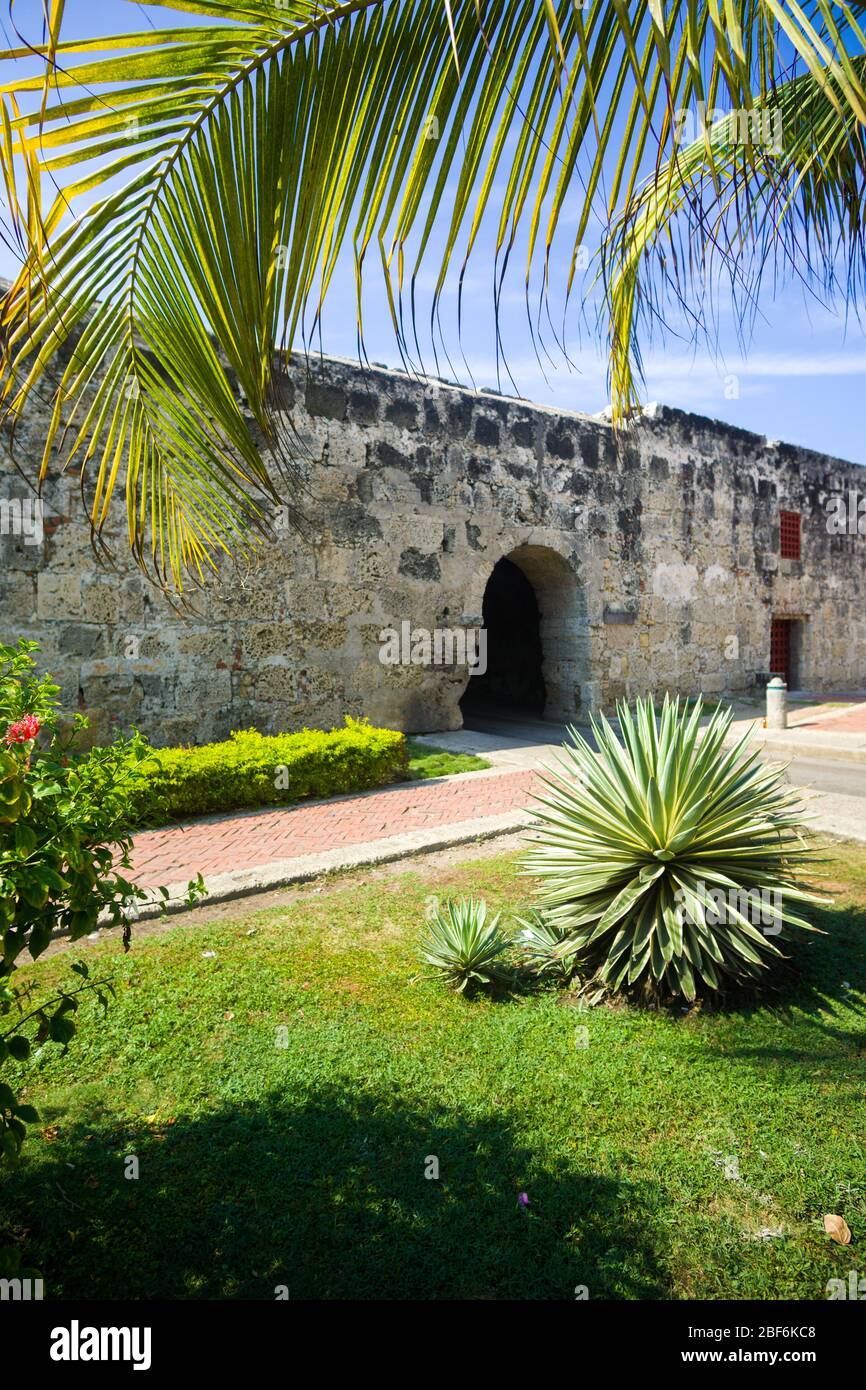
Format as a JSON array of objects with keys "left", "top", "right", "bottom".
[{"left": 330, "top": 978, "right": 368, "bottom": 997}]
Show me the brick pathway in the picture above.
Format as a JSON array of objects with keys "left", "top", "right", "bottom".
[
  {"left": 130, "top": 769, "right": 542, "bottom": 889},
  {"left": 799, "top": 705, "right": 866, "bottom": 733}
]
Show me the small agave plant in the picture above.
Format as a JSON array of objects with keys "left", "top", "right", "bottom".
[
  {"left": 515, "top": 910, "right": 578, "bottom": 982},
  {"left": 419, "top": 896, "right": 511, "bottom": 992},
  {"left": 521, "top": 694, "right": 828, "bottom": 1002}
]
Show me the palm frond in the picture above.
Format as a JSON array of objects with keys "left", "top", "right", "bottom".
[
  {"left": 0, "top": 2, "right": 864, "bottom": 588},
  {"left": 600, "top": 52, "right": 866, "bottom": 415}
]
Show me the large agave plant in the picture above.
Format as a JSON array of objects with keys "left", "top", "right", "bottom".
[
  {"left": 521, "top": 695, "right": 827, "bottom": 1002},
  {"left": 418, "top": 897, "right": 510, "bottom": 992}
]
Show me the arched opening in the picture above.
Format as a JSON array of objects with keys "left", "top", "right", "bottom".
[
  {"left": 460, "top": 544, "right": 585, "bottom": 725},
  {"left": 460, "top": 557, "right": 546, "bottom": 717}
]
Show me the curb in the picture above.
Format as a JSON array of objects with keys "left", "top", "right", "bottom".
[
  {"left": 722, "top": 733, "right": 866, "bottom": 767},
  {"left": 135, "top": 808, "right": 538, "bottom": 920},
  {"left": 739, "top": 739, "right": 866, "bottom": 765}
]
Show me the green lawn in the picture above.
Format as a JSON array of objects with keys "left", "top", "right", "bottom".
[
  {"left": 405, "top": 737, "right": 491, "bottom": 778},
  {"left": 1, "top": 843, "right": 864, "bottom": 1301}
]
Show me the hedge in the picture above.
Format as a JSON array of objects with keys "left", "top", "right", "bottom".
[{"left": 129, "top": 718, "right": 408, "bottom": 825}]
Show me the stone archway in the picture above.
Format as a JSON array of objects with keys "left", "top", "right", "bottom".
[
  {"left": 460, "top": 556, "right": 545, "bottom": 716},
  {"left": 461, "top": 543, "right": 586, "bottom": 722}
]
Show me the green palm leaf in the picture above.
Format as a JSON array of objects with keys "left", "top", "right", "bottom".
[
  {"left": 1, "top": 2, "right": 863, "bottom": 588},
  {"left": 601, "top": 49, "right": 866, "bottom": 416}
]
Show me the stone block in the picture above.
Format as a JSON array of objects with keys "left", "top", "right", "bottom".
[
  {"left": 37, "top": 572, "right": 81, "bottom": 620},
  {"left": 305, "top": 380, "right": 348, "bottom": 420}
]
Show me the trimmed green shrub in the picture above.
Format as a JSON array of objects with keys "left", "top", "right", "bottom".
[{"left": 131, "top": 717, "right": 408, "bottom": 824}]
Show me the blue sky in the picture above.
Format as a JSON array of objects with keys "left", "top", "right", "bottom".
[{"left": 1, "top": 0, "right": 864, "bottom": 466}]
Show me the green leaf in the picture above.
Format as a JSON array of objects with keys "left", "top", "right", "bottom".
[{"left": 3, "top": 2, "right": 861, "bottom": 588}]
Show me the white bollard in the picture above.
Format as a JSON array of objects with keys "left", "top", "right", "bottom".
[{"left": 766, "top": 676, "right": 787, "bottom": 730}]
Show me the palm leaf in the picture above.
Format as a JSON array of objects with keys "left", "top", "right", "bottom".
[
  {"left": 601, "top": 50, "right": 866, "bottom": 416},
  {"left": 1, "top": 2, "right": 864, "bottom": 588}
]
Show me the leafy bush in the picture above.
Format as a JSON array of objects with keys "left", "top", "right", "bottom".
[
  {"left": 130, "top": 718, "right": 408, "bottom": 824},
  {"left": 418, "top": 897, "right": 511, "bottom": 992},
  {"left": 0, "top": 640, "right": 203, "bottom": 1171},
  {"left": 521, "top": 694, "right": 826, "bottom": 1002}
]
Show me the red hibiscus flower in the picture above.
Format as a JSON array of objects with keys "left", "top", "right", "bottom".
[{"left": 5, "top": 714, "right": 41, "bottom": 745}]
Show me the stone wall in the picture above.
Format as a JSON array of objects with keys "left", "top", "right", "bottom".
[{"left": 2, "top": 349, "right": 865, "bottom": 745}]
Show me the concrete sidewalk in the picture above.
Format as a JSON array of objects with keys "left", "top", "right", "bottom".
[
  {"left": 421, "top": 699, "right": 866, "bottom": 767},
  {"left": 727, "top": 699, "right": 866, "bottom": 763},
  {"left": 131, "top": 704, "right": 866, "bottom": 919}
]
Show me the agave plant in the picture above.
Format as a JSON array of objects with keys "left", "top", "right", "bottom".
[
  {"left": 514, "top": 910, "right": 578, "bottom": 983},
  {"left": 521, "top": 695, "right": 828, "bottom": 1002},
  {"left": 419, "top": 897, "right": 510, "bottom": 992}
]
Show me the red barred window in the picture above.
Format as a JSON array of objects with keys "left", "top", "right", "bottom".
[
  {"left": 770, "top": 618, "right": 791, "bottom": 684},
  {"left": 779, "top": 510, "right": 801, "bottom": 560}
]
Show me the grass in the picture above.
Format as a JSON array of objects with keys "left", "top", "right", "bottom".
[
  {"left": 1, "top": 841, "right": 864, "bottom": 1301},
  {"left": 405, "top": 737, "right": 491, "bottom": 779}
]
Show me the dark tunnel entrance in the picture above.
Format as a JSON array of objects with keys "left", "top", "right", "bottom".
[{"left": 460, "top": 556, "right": 546, "bottom": 717}]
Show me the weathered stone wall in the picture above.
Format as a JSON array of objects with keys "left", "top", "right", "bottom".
[{"left": 2, "top": 348, "right": 864, "bottom": 745}]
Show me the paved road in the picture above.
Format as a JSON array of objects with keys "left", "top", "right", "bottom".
[
  {"left": 777, "top": 757, "right": 866, "bottom": 800},
  {"left": 461, "top": 712, "right": 866, "bottom": 801}
]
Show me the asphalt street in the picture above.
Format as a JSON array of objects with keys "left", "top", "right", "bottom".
[
  {"left": 776, "top": 756, "right": 866, "bottom": 800},
  {"left": 461, "top": 711, "right": 866, "bottom": 801}
]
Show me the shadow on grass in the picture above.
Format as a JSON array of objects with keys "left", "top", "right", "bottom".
[
  {"left": 690, "top": 901, "right": 866, "bottom": 1101},
  {"left": 684, "top": 899, "right": 866, "bottom": 1021},
  {"left": 1, "top": 1085, "right": 670, "bottom": 1301}
]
